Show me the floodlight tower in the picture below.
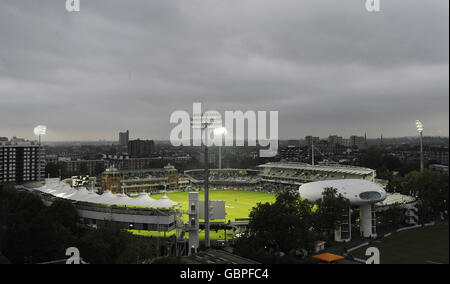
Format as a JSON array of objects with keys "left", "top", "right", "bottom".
[
  {"left": 214, "top": 127, "right": 227, "bottom": 169},
  {"left": 415, "top": 120, "right": 424, "bottom": 172},
  {"left": 33, "top": 125, "right": 47, "bottom": 182},
  {"left": 191, "top": 113, "right": 221, "bottom": 248}
]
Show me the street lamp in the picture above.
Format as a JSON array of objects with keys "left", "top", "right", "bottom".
[
  {"left": 33, "top": 125, "right": 47, "bottom": 182},
  {"left": 415, "top": 120, "right": 424, "bottom": 172},
  {"left": 214, "top": 127, "right": 227, "bottom": 170}
]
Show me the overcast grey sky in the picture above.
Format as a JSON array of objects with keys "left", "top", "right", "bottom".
[{"left": 0, "top": 0, "right": 448, "bottom": 141}]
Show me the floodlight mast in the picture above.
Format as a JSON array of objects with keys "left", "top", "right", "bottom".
[
  {"left": 33, "top": 125, "right": 47, "bottom": 182},
  {"left": 191, "top": 114, "right": 217, "bottom": 249},
  {"left": 416, "top": 120, "right": 424, "bottom": 172},
  {"left": 204, "top": 121, "right": 210, "bottom": 248}
]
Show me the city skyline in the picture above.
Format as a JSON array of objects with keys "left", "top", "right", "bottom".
[{"left": 1, "top": 0, "right": 448, "bottom": 141}]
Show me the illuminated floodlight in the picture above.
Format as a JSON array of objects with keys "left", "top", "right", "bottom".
[
  {"left": 415, "top": 120, "right": 424, "bottom": 133},
  {"left": 191, "top": 113, "right": 222, "bottom": 129},
  {"left": 34, "top": 125, "right": 47, "bottom": 136}
]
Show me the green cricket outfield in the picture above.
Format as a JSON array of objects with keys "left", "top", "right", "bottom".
[
  {"left": 152, "top": 189, "right": 276, "bottom": 222},
  {"left": 130, "top": 190, "right": 276, "bottom": 239}
]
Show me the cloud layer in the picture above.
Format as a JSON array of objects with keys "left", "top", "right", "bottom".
[{"left": 0, "top": 0, "right": 448, "bottom": 141}]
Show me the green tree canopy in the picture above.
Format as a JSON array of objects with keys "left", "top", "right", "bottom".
[
  {"left": 236, "top": 191, "right": 315, "bottom": 258},
  {"left": 313, "top": 187, "right": 350, "bottom": 240},
  {"left": 401, "top": 170, "right": 449, "bottom": 221}
]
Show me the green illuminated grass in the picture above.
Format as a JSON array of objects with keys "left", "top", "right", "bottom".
[
  {"left": 151, "top": 190, "right": 276, "bottom": 223},
  {"left": 130, "top": 190, "right": 275, "bottom": 240}
]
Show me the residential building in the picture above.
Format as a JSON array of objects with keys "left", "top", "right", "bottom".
[
  {"left": 128, "top": 139, "right": 155, "bottom": 157},
  {"left": 119, "top": 130, "right": 129, "bottom": 146},
  {"left": 0, "top": 138, "right": 43, "bottom": 184}
]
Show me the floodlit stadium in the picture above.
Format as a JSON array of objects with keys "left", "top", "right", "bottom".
[
  {"left": 22, "top": 178, "right": 276, "bottom": 248},
  {"left": 25, "top": 164, "right": 408, "bottom": 245}
]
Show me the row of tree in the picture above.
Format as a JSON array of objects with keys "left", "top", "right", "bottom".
[
  {"left": 234, "top": 188, "right": 350, "bottom": 263},
  {"left": 400, "top": 169, "right": 448, "bottom": 222},
  {"left": 0, "top": 184, "right": 158, "bottom": 264}
]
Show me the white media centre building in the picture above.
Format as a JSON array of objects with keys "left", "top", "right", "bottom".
[{"left": 299, "top": 179, "right": 387, "bottom": 242}]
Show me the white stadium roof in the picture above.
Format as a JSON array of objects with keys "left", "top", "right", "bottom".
[
  {"left": 377, "top": 193, "right": 416, "bottom": 207},
  {"left": 259, "top": 162, "right": 375, "bottom": 175},
  {"left": 298, "top": 179, "right": 386, "bottom": 205},
  {"left": 33, "top": 179, "right": 178, "bottom": 208}
]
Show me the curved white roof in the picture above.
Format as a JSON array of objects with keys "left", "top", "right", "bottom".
[
  {"left": 32, "top": 179, "right": 178, "bottom": 208},
  {"left": 259, "top": 162, "right": 375, "bottom": 175},
  {"left": 377, "top": 193, "right": 416, "bottom": 207},
  {"left": 299, "top": 179, "right": 386, "bottom": 205},
  {"left": 132, "top": 194, "right": 158, "bottom": 207},
  {"left": 157, "top": 195, "right": 179, "bottom": 208}
]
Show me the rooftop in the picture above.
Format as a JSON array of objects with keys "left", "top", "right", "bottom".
[
  {"left": 259, "top": 162, "right": 375, "bottom": 175},
  {"left": 312, "top": 253, "right": 345, "bottom": 263}
]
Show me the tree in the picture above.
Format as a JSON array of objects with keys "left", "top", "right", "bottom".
[
  {"left": 0, "top": 186, "right": 77, "bottom": 263},
  {"left": 76, "top": 222, "right": 156, "bottom": 264},
  {"left": 235, "top": 191, "right": 315, "bottom": 262},
  {"left": 116, "top": 241, "right": 156, "bottom": 264},
  {"left": 378, "top": 204, "right": 406, "bottom": 229},
  {"left": 43, "top": 199, "right": 79, "bottom": 233},
  {"left": 313, "top": 187, "right": 350, "bottom": 241},
  {"left": 401, "top": 170, "right": 448, "bottom": 222}
]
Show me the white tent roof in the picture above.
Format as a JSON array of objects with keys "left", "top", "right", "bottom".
[
  {"left": 33, "top": 179, "right": 178, "bottom": 208},
  {"left": 156, "top": 195, "right": 178, "bottom": 208},
  {"left": 65, "top": 187, "right": 91, "bottom": 202},
  {"left": 378, "top": 193, "right": 416, "bottom": 206},
  {"left": 131, "top": 194, "right": 157, "bottom": 207}
]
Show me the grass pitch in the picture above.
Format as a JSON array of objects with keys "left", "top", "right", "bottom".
[
  {"left": 351, "top": 224, "right": 449, "bottom": 264},
  {"left": 131, "top": 190, "right": 276, "bottom": 240},
  {"left": 151, "top": 189, "right": 276, "bottom": 223}
]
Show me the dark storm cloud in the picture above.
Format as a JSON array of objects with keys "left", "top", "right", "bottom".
[{"left": 0, "top": 0, "right": 448, "bottom": 141}]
